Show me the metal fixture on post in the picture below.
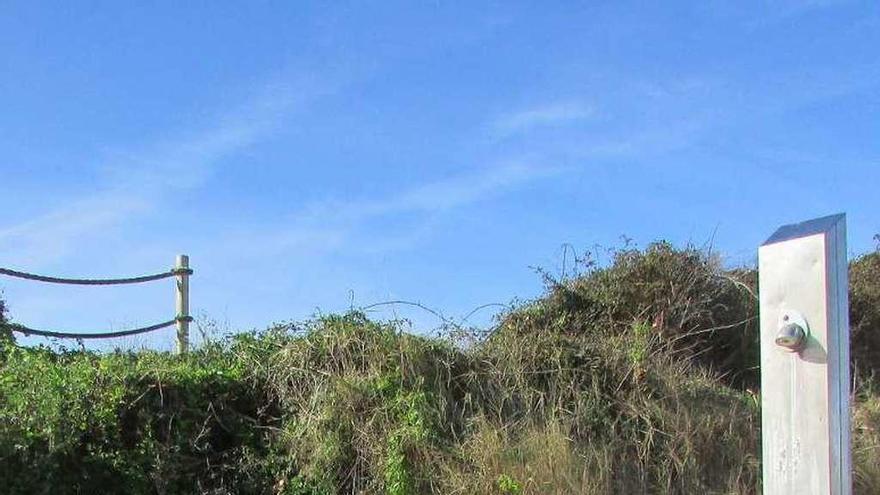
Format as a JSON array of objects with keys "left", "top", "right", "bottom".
[{"left": 775, "top": 310, "right": 809, "bottom": 352}]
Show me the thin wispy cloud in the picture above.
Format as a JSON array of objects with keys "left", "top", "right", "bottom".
[
  {"left": 554, "top": 63, "right": 878, "bottom": 162},
  {"left": 745, "top": 0, "right": 856, "bottom": 28},
  {"left": 393, "top": 163, "right": 554, "bottom": 212},
  {"left": 300, "top": 163, "right": 558, "bottom": 226},
  {"left": 491, "top": 102, "right": 593, "bottom": 137},
  {"left": 769, "top": 0, "right": 853, "bottom": 15},
  {"left": 577, "top": 118, "right": 711, "bottom": 160},
  {"left": 99, "top": 77, "right": 330, "bottom": 191},
  {"left": 0, "top": 194, "right": 151, "bottom": 267},
  {"left": 0, "top": 78, "right": 330, "bottom": 268},
  {"left": 224, "top": 163, "right": 562, "bottom": 260}
]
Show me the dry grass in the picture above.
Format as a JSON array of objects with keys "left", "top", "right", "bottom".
[
  {"left": 239, "top": 312, "right": 761, "bottom": 494},
  {"left": 854, "top": 389, "right": 880, "bottom": 494}
]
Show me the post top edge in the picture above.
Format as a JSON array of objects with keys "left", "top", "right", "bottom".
[{"left": 762, "top": 213, "right": 845, "bottom": 246}]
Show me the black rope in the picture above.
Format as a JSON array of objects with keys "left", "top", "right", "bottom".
[
  {"left": 0, "top": 267, "right": 192, "bottom": 285},
  {"left": 5, "top": 316, "right": 192, "bottom": 340}
]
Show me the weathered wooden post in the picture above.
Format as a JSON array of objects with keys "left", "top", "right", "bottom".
[
  {"left": 175, "top": 254, "right": 191, "bottom": 354},
  {"left": 759, "top": 214, "right": 851, "bottom": 494}
]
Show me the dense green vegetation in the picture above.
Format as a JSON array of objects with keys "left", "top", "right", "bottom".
[{"left": 1, "top": 242, "right": 878, "bottom": 494}]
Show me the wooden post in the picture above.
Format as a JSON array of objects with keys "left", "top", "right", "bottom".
[
  {"left": 175, "top": 254, "right": 190, "bottom": 354},
  {"left": 759, "top": 214, "right": 851, "bottom": 494}
]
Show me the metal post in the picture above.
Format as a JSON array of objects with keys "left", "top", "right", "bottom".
[
  {"left": 175, "top": 254, "right": 190, "bottom": 354},
  {"left": 759, "top": 214, "right": 851, "bottom": 494}
]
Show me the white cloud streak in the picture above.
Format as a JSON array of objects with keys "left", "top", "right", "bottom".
[
  {"left": 0, "top": 79, "right": 327, "bottom": 267},
  {"left": 491, "top": 101, "right": 593, "bottom": 137},
  {"left": 221, "top": 163, "right": 562, "bottom": 260},
  {"left": 307, "top": 163, "right": 555, "bottom": 221}
]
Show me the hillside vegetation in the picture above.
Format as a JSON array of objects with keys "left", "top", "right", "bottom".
[{"left": 1, "top": 242, "right": 879, "bottom": 494}]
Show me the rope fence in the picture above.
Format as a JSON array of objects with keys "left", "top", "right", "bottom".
[
  {"left": 0, "top": 267, "right": 191, "bottom": 286},
  {"left": 6, "top": 317, "right": 192, "bottom": 340},
  {"left": 0, "top": 255, "right": 192, "bottom": 353}
]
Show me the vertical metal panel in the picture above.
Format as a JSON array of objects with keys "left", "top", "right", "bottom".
[{"left": 759, "top": 214, "right": 850, "bottom": 494}]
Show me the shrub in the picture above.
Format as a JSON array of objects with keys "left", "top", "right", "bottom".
[
  {"left": 0, "top": 311, "right": 762, "bottom": 494},
  {"left": 0, "top": 295, "right": 11, "bottom": 344},
  {"left": 850, "top": 249, "right": 880, "bottom": 381},
  {"left": 497, "top": 242, "right": 760, "bottom": 389},
  {"left": 0, "top": 338, "right": 281, "bottom": 494}
]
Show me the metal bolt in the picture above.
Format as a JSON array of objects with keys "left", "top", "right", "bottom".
[{"left": 776, "top": 322, "right": 807, "bottom": 352}]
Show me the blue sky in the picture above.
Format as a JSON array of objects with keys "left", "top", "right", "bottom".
[{"left": 1, "top": 1, "right": 878, "bottom": 349}]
